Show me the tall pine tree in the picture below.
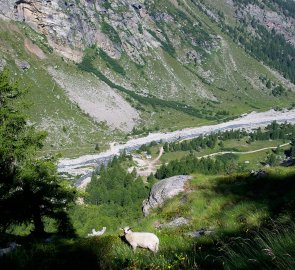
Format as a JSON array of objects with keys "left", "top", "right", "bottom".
[{"left": 0, "top": 70, "right": 76, "bottom": 236}]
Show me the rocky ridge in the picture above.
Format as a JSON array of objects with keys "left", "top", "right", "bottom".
[{"left": 236, "top": 3, "right": 295, "bottom": 46}]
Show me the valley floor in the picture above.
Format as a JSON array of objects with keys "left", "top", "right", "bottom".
[{"left": 58, "top": 108, "right": 295, "bottom": 183}]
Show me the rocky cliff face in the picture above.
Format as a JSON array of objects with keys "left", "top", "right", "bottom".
[
  {"left": 1, "top": 0, "right": 294, "bottom": 84},
  {"left": 0, "top": 0, "right": 171, "bottom": 62},
  {"left": 0, "top": 0, "right": 221, "bottom": 63},
  {"left": 235, "top": 2, "right": 295, "bottom": 46},
  {"left": 0, "top": 0, "right": 15, "bottom": 20}
]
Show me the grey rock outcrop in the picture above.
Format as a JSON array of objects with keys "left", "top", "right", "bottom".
[
  {"left": 0, "top": 0, "right": 162, "bottom": 62},
  {"left": 0, "top": 59, "right": 7, "bottom": 71},
  {"left": 156, "top": 217, "right": 189, "bottom": 228},
  {"left": 15, "top": 59, "right": 30, "bottom": 70},
  {"left": 0, "top": 0, "right": 218, "bottom": 63},
  {"left": 142, "top": 175, "right": 191, "bottom": 216},
  {"left": 0, "top": 0, "right": 15, "bottom": 20},
  {"left": 250, "top": 170, "right": 267, "bottom": 179},
  {"left": 185, "top": 228, "right": 214, "bottom": 238}
]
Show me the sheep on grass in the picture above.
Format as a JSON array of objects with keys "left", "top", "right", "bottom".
[
  {"left": 87, "top": 227, "right": 106, "bottom": 237},
  {"left": 120, "top": 227, "right": 159, "bottom": 253},
  {"left": 0, "top": 242, "right": 21, "bottom": 257}
]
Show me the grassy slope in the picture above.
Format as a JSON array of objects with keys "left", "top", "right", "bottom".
[
  {"left": 86, "top": 0, "right": 295, "bottom": 133},
  {"left": 0, "top": 21, "right": 117, "bottom": 157},
  {"left": 2, "top": 166, "right": 295, "bottom": 270}
]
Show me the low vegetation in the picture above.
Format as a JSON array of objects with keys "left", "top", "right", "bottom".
[
  {"left": 98, "top": 49, "right": 126, "bottom": 76},
  {"left": 1, "top": 63, "right": 295, "bottom": 268},
  {"left": 100, "top": 20, "right": 121, "bottom": 45},
  {"left": 163, "top": 121, "right": 295, "bottom": 154}
]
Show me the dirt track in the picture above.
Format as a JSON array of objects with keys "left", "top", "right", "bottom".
[{"left": 132, "top": 147, "right": 164, "bottom": 177}]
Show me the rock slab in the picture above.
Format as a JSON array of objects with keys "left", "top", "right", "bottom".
[
  {"left": 0, "top": 59, "right": 6, "bottom": 72},
  {"left": 142, "top": 175, "right": 191, "bottom": 216},
  {"left": 156, "top": 217, "right": 189, "bottom": 228}
]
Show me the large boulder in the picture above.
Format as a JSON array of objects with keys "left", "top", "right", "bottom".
[
  {"left": 142, "top": 175, "right": 191, "bottom": 216},
  {"left": 15, "top": 59, "right": 30, "bottom": 70}
]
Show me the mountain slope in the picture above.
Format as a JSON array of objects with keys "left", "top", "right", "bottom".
[{"left": 0, "top": 0, "right": 294, "bottom": 157}]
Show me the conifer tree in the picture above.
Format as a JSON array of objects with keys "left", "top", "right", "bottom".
[{"left": 0, "top": 71, "right": 76, "bottom": 235}]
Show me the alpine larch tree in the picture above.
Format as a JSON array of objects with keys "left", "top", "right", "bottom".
[{"left": 0, "top": 70, "right": 77, "bottom": 236}]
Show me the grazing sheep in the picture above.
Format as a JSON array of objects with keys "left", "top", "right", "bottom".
[
  {"left": 121, "top": 227, "right": 159, "bottom": 253},
  {"left": 87, "top": 227, "right": 106, "bottom": 237}
]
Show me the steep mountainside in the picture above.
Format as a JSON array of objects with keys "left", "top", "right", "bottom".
[{"left": 0, "top": 0, "right": 294, "bottom": 157}]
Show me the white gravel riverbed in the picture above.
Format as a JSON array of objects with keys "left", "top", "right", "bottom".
[{"left": 58, "top": 109, "right": 295, "bottom": 184}]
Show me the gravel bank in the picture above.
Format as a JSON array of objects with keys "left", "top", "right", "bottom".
[{"left": 58, "top": 109, "right": 295, "bottom": 184}]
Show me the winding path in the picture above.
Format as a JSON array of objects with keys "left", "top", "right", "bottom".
[
  {"left": 154, "top": 147, "right": 164, "bottom": 163},
  {"left": 199, "top": 142, "right": 290, "bottom": 159}
]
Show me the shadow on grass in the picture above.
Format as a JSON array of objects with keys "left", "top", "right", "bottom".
[
  {"left": 0, "top": 233, "right": 227, "bottom": 270},
  {"left": 1, "top": 228, "right": 294, "bottom": 270},
  {"left": 0, "top": 236, "right": 119, "bottom": 270},
  {"left": 213, "top": 169, "right": 295, "bottom": 220}
]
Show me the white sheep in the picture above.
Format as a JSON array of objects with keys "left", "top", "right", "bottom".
[
  {"left": 121, "top": 227, "right": 159, "bottom": 253},
  {"left": 87, "top": 227, "right": 106, "bottom": 237},
  {"left": 0, "top": 242, "right": 21, "bottom": 257}
]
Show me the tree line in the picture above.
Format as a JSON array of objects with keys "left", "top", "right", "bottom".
[
  {"left": 162, "top": 121, "right": 295, "bottom": 153},
  {"left": 155, "top": 153, "right": 240, "bottom": 179},
  {"left": 222, "top": 18, "right": 295, "bottom": 84},
  {"left": 155, "top": 122, "right": 295, "bottom": 179}
]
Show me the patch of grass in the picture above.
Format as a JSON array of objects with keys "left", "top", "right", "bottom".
[
  {"left": 223, "top": 223, "right": 295, "bottom": 270},
  {"left": 100, "top": 20, "right": 121, "bottom": 45},
  {"left": 222, "top": 139, "right": 287, "bottom": 152},
  {"left": 3, "top": 222, "right": 295, "bottom": 270},
  {"left": 98, "top": 49, "right": 126, "bottom": 76},
  {"left": 0, "top": 236, "right": 120, "bottom": 270},
  {"left": 146, "top": 28, "right": 176, "bottom": 57},
  {"left": 17, "top": 22, "right": 53, "bottom": 54},
  {"left": 141, "top": 108, "right": 216, "bottom": 134},
  {"left": 160, "top": 150, "right": 188, "bottom": 163},
  {"left": 150, "top": 167, "right": 295, "bottom": 234}
]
